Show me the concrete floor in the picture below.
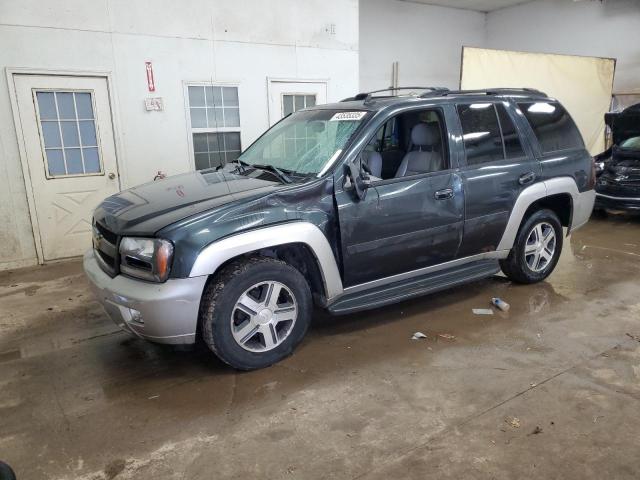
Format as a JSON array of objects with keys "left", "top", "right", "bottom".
[{"left": 1, "top": 214, "right": 640, "bottom": 479}]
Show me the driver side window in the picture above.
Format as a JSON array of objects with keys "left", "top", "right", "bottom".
[{"left": 363, "top": 109, "right": 448, "bottom": 182}]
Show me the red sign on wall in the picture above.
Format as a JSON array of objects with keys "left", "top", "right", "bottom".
[{"left": 145, "top": 61, "right": 155, "bottom": 92}]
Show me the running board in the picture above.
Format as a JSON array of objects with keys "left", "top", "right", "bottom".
[{"left": 328, "top": 259, "right": 500, "bottom": 315}]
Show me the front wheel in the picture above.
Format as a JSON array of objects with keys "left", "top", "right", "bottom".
[
  {"left": 200, "top": 256, "right": 312, "bottom": 370},
  {"left": 500, "top": 209, "right": 563, "bottom": 284}
]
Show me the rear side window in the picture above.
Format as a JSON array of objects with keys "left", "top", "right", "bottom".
[
  {"left": 457, "top": 103, "right": 504, "bottom": 165},
  {"left": 518, "top": 102, "right": 584, "bottom": 153},
  {"left": 496, "top": 104, "right": 525, "bottom": 159}
]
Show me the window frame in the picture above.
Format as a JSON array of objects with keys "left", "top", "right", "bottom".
[
  {"left": 358, "top": 105, "right": 453, "bottom": 187},
  {"left": 184, "top": 81, "right": 241, "bottom": 171},
  {"left": 33, "top": 88, "right": 105, "bottom": 179},
  {"left": 456, "top": 101, "right": 529, "bottom": 168}
]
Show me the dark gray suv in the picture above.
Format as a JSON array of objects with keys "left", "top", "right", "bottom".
[{"left": 85, "top": 87, "right": 596, "bottom": 370}]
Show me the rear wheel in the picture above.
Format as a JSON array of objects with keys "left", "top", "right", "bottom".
[
  {"left": 500, "top": 209, "right": 563, "bottom": 284},
  {"left": 200, "top": 256, "right": 312, "bottom": 370}
]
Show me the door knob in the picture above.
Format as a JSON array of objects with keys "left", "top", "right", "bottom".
[
  {"left": 518, "top": 172, "right": 535, "bottom": 185},
  {"left": 108, "top": 172, "right": 116, "bottom": 180},
  {"left": 434, "top": 188, "right": 454, "bottom": 200}
]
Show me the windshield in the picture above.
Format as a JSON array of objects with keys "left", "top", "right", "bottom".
[
  {"left": 239, "top": 109, "right": 368, "bottom": 177},
  {"left": 620, "top": 136, "right": 640, "bottom": 151}
]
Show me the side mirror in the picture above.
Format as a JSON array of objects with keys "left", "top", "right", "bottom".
[{"left": 344, "top": 155, "right": 370, "bottom": 200}]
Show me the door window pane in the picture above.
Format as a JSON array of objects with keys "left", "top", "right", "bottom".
[
  {"left": 46, "top": 149, "right": 65, "bottom": 176},
  {"left": 61, "top": 121, "right": 80, "bottom": 147},
  {"left": 41, "top": 122, "right": 62, "bottom": 148},
  {"left": 57, "top": 92, "right": 76, "bottom": 119},
  {"left": 75, "top": 93, "right": 94, "bottom": 119},
  {"left": 35, "top": 90, "right": 103, "bottom": 177},
  {"left": 79, "top": 121, "right": 97, "bottom": 146},
  {"left": 37, "top": 92, "right": 57, "bottom": 120},
  {"left": 283, "top": 95, "right": 294, "bottom": 116},
  {"left": 65, "top": 148, "right": 83, "bottom": 174},
  {"left": 83, "top": 147, "right": 101, "bottom": 173},
  {"left": 496, "top": 104, "right": 525, "bottom": 159},
  {"left": 457, "top": 103, "right": 504, "bottom": 165},
  {"left": 518, "top": 102, "right": 584, "bottom": 153}
]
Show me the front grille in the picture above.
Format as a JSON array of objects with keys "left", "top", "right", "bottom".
[
  {"left": 93, "top": 221, "right": 119, "bottom": 276},
  {"left": 95, "top": 221, "right": 118, "bottom": 244}
]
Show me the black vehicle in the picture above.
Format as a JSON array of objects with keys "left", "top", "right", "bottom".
[
  {"left": 595, "top": 103, "right": 640, "bottom": 212},
  {"left": 85, "top": 87, "right": 596, "bottom": 370}
]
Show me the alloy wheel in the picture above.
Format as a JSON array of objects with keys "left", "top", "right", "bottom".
[
  {"left": 230, "top": 281, "right": 298, "bottom": 352},
  {"left": 524, "top": 222, "right": 556, "bottom": 272}
]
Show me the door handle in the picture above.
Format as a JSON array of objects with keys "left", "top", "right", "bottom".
[
  {"left": 518, "top": 172, "right": 536, "bottom": 185},
  {"left": 434, "top": 188, "right": 454, "bottom": 200},
  {"left": 108, "top": 172, "right": 116, "bottom": 180}
]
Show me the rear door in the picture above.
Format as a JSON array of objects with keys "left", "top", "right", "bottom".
[{"left": 455, "top": 100, "right": 541, "bottom": 257}]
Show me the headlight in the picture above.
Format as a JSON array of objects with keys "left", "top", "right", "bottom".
[
  {"left": 595, "top": 161, "right": 605, "bottom": 174},
  {"left": 119, "top": 237, "right": 174, "bottom": 282}
]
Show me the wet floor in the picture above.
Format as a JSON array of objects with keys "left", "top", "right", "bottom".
[{"left": 1, "top": 214, "right": 640, "bottom": 479}]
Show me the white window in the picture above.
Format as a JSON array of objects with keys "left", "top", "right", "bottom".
[
  {"left": 187, "top": 84, "right": 241, "bottom": 170},
  {"left": 35, "top": 90, "right": 102, "bottom": 177},
  {"left": 282, "top": 94, "right": 316, "bottom": 116}
]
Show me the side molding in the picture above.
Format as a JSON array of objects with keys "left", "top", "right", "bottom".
[
  {"left": 189, "top": 222, "right": 344, "bottom": 301},
  {"left": 497, "top": 177, "right": 594, "bottom": 251}
]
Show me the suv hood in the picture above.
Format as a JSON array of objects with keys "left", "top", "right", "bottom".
[
  {"left": 94, "top": 169, "right": 282, "bottom": 235},
  {"left": 605, "top": 103, "right": 640, "bottom": 146}
]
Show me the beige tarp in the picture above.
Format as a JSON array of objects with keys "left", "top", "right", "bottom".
[{"left": 460, "top": 47, "right": 616, "bottom": 155}]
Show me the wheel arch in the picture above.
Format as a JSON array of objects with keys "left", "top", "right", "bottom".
[
  {"left": 189, "top": 222, "right": 344, "bottom": 303},
  {"left": 497, "top": 177, "right": 580, "bottom": 251}
]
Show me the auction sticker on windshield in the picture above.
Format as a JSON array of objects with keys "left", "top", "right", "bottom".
[{"left": 330, "top": 111, "right": 367, "bottom": 121}]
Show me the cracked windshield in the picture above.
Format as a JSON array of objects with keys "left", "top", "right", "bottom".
[{"left": 239, "top": 110, "right": 368, "bottom": 177}]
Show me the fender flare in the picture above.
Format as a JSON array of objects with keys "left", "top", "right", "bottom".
[
  {"left": 189, "top": 222, "right": 344, "bottom": 301},
  {"left": 496, "top": 177, "right": 584, "bottom": 251}
]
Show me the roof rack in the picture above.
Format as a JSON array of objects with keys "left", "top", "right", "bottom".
[
  {"left": 431, "top": 87, "right": 547, "bottom": 97},
  {"left": 341, "top": 86, "right": 450, "bottom": 104}
]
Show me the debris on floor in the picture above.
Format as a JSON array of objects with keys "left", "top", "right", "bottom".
[
  {"left": 411, "top": 332, "right": 428, "bottom": 340},
  {"left": 438, "top": 333, "right": 455, "bottom": 340},
  {"left": 473, "top": 308, "right": 494, "bottom": 315},
  {"left": 506, "top": 417, "right": 521, "bottom": 428},
  {"left": 491, "top": 297, "right": 510, "bottom": 311},
  {"left": 528, "top": 426, "right": 543, "bottom": 436},
  {"left": 626, "top": 333, "right": 640, "bottom": 342}
]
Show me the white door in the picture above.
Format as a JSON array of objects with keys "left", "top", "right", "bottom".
[
  {"left": 267, "top": 80, "right": 327, "bottom": 125},
  {"left": 13, "top": 75, "right": 120, "bottom": 261}
]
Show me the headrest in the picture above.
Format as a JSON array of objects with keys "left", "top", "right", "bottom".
[{"left": 411, "top": 123, "right": 440, "bottom": 147}]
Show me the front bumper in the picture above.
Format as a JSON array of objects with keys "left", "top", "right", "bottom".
[
  {"left": 83, "top": 250, "right": 208, "bottom": 344},
  {"left": 595, "top": 192, "right": 640, "bottom": 211}
]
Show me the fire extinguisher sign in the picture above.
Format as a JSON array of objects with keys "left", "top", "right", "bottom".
[{"left": 145, "top": 61, "right": 155, "bottom": 92}]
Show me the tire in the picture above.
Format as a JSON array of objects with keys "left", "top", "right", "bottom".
[
  {"left": 500, "top": 209, "right": 563, "bottom": 284},
  {"left": 0, "top": 461, "right": 16, "bottom": 480},
  {"left": 199, "top": 256, "right": 312, "bottom": 370}
]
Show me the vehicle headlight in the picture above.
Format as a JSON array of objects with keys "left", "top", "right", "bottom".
[
  {"left": 119, "top": 237, "right": 174, "bottom": 282},
  {"left": 595, "top": 161, "right": 605, "bottom": 174}
]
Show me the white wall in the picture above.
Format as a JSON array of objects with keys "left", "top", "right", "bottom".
[
  {"left": 359, "top": 0, "right": 486, "bottom": 91},
  {"left": 0, "top": 0, "right": 359, "bottom": 269},
  {"left": 486, "top": 0, "right": 640, "bottom": 94}
]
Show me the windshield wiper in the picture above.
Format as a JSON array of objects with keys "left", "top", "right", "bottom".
[
  {"left": 218, "top": 158, "right": 251, "bottom": 173},
  {"left": 249, "top": 163, "right": 293, "bottom": 184}
]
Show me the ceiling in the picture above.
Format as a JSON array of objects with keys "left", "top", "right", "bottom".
[{"left": 399, "top": 0, "right": 534, "bottom": 12}]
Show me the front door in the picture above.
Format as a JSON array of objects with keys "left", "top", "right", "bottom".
[
  {"left": 267, "top": 80, "right": 327, "bottom": 125},
  {"left": 13, "top": 75, "right": 120, "bottom": 261},
  {"left": 335, "top": 106, "right": 465, "bottom": 287}
]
